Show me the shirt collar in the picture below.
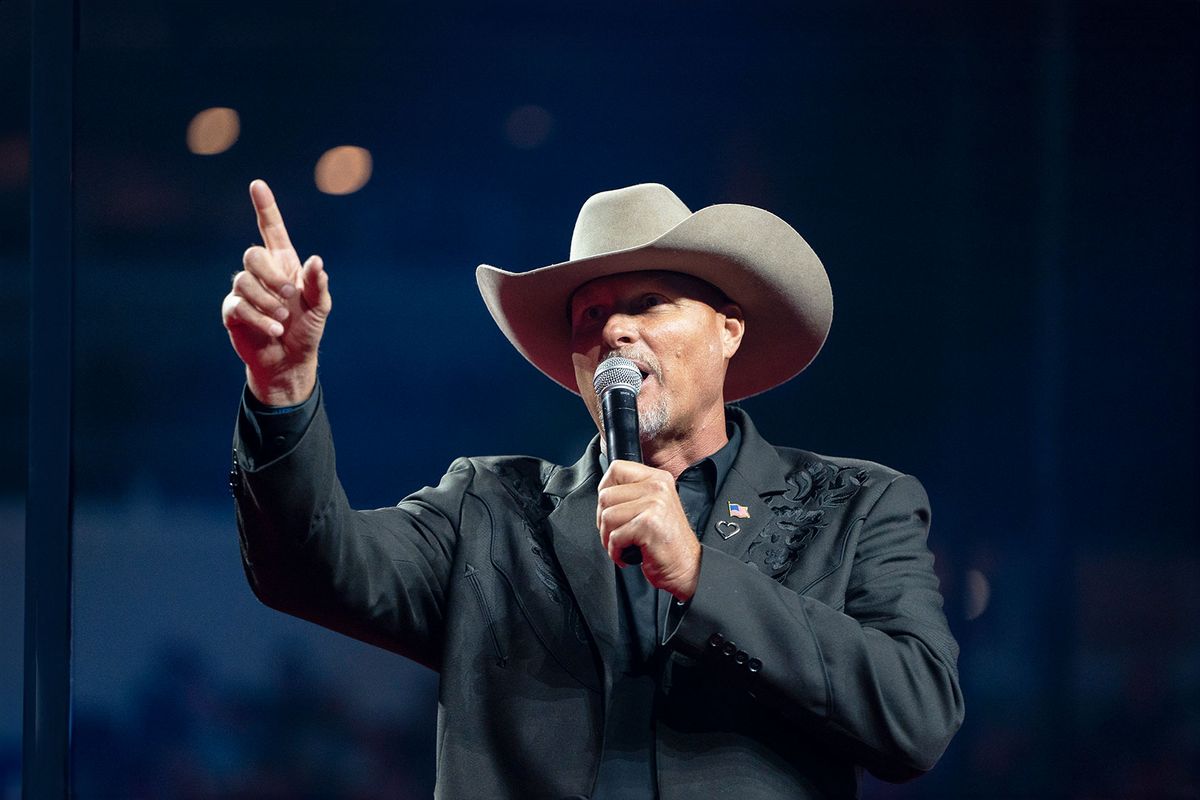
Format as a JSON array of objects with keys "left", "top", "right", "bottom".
[{"left": 597, "top": 414, "right": 743, "bottom": 495}]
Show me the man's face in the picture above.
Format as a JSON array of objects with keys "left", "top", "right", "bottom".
[{"left": 569, "top": 271, "right": 744, "bottom": 443}]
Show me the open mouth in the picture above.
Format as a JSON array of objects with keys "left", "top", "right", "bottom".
[{"left": 632, "top": 365, "right": 655, "bottom": 385}]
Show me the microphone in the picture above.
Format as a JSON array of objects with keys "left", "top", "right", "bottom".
[{"left": 593, "top": 357, "right": 644, "bottom": 565}]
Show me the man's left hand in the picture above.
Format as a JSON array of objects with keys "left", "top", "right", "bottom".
[{"left": 596, "top": 461, "right": 701, "bottom": 601}]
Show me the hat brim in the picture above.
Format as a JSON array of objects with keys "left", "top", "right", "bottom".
[{"left": 476, "top": 203, "right": 833, "bottom": 402}]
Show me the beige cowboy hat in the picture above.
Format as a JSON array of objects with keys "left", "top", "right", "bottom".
[{"left": 476, "top": 183, "right": 833, "bottom": 402}]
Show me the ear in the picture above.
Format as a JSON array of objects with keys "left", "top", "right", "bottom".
[{"left": 718, "top": 303, "right": 745, "bottom": 360}]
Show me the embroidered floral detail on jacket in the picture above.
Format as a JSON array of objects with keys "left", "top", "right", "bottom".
[
  {"left": 747, "top": 460, "right": 869, "bottom": 577},
  {"left": 493, "top": 463, "right": 588, "bottom": 644}
]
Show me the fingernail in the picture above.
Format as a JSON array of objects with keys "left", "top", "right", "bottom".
[
  {"left": 281, "top": 283, "right": 296, "bottom": 298},
  {"left": 273, "top": 306, "right": 289, "bottom": 321},
  {"left": 269, "top": 322, "right": 284, "bottom": 337}
]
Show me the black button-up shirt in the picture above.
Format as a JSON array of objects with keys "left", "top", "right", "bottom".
[{"left": 593, "top": 422, "right": 742, "bottom": 800}]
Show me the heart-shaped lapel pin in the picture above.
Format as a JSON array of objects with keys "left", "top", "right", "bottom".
[{"left": 715, "top": 520, "right": 741, "bottom": 540}]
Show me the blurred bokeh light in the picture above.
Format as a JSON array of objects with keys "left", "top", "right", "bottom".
[
  {"left": 314, "top": 146, "right": 372, "bottom": 195},
  {"left": 504, "top": 104, "right": 554, "bottom": 150},
  {"left": 185, "top": 107, "right": 240, "bottom": 156},
  {"left": 964, "top": 569, "right": 991, "bottom": 621}
]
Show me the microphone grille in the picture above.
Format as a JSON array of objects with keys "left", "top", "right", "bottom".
[{"left": 593, "top": 357, "right": 642, "bottom": 396}]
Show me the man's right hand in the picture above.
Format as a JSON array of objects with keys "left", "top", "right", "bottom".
[{"left": 222, "top": 179, "right": 332, "bottom": 407}]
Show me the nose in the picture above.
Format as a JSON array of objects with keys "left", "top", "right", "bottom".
[{"left": 601, "top": 312, "right": 639, "bottom": 349}]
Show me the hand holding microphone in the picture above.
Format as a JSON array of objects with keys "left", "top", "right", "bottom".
[
  {"left": 593, "top": 357, "right": 702, "bottom": 600},
  {"left": 593, "top": 357, "right": 645, "bottom": 565}
]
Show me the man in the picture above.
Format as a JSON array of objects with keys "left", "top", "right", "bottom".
[{"left": 223, "top": 180, "right": 964, "bottom": 799}]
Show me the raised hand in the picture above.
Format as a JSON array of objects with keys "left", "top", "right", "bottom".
[
  {"left": 222, "top": 179, "right": 332, "bottom": 406},
  {"left": 596, "top": 460, "right": 703, "bottom": 601}
]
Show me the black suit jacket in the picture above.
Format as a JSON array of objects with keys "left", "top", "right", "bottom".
[{"left": 231, "top": 397, "right": 964, "bottom": 799}]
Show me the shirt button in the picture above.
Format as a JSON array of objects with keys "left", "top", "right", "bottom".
[
  {"left": 722, "top": 642, "right": 737, "bottom": 657},
  {"left": 748, "top": 658, "right": 762, "bottom": 673},
  {"left": 708, "top": 633, "right": 725, "bottom": 648},
  {"left": 734, "top": 650, "right": 749, "bottom": 665}
]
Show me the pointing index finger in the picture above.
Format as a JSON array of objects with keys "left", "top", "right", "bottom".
[{"left": 249, "top": 179, "right": 295, "bottom": 255}]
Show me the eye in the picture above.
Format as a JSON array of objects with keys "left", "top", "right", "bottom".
[
  {"left": 640, "top": 294, "right": 666, "bottom": 309},
  {"left": 572, "top": 304, "right": 604, "bottom": 330}
]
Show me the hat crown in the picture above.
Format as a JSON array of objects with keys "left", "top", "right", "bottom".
[{"left": 569, "top": 183, "right": 692, "bottom": 261}]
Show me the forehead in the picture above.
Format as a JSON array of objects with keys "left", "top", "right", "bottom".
[{"left": 569, "top": 270, "right": 725, "bottom": 307}]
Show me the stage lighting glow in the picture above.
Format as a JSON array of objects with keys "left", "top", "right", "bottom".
[
  {"left": 186, "top": 107, "right": 240, "bottom": 155},
  {"left": 964, "top": 569, "right": 991, "bottom": 621},
  {"left": 315, "top": 146, "right": 372, "bottom": 195},
  {"left": 504, "top": 104, "right": 554, "bottom": 150}
]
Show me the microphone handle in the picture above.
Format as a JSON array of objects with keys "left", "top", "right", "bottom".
[
  {"left": 600, "top": 388, "right": 644, "bottom": 565},
  {"left": 601, "top": 388, "right": 642, "bottom": 463}
]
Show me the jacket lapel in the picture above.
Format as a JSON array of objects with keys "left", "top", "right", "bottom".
[
  {"left": 701, "top": 408, "right": 790, "bottom": 564},
  {"left": 535, "top": 410, "right": 800, "bottom": 693},
  {"left": 544, "top": 439, "right": 621, "bottom": 697}
]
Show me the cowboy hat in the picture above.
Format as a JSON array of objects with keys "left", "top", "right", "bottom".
[{"left": 475, "top": 183, "right": 832, "bottom": 402}]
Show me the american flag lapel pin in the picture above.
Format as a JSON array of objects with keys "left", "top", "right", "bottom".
[{"left": 728, "top": 502, "right": 750, "bottom": 519}]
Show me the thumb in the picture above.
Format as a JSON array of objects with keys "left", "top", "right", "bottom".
[{"left": 300, "top": 255, "right": 331, "bottom": 316}]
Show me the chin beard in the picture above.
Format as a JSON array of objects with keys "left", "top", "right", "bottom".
[{"left": 637, "top": 397, "right": 669, "bottom": 441}]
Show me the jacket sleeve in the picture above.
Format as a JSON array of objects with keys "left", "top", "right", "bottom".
[
  {"left": 663, "top": 474, "right": 964, "bottom": 781},
  {"left": 231, "top": 386, "right": 471, "bottom": 671}
]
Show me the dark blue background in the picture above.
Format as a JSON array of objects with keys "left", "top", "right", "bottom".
[{"left": 1, "top": 1, "right": 1197, "bottom": 797}]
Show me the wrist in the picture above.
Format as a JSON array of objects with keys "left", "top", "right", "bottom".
[
  {"left": 246, "top": 366, "right": 316, "bottom": 408},
  {"left": 672, "top": 543, "right": 703, "bottom": 602}
]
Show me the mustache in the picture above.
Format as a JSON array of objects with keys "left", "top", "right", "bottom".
[{"left": 599, "top": 349, "right": 662, "bottom": 383}]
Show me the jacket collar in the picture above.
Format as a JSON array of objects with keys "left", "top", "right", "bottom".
[
  {"left": 721, "top": 406, "right": 791, "bottom": 496},
  {"left": 540, "top": 407, "right": 790, "bottom": 692},
  {"left": 541, "top": 407, "right": 788, "bottom": 500}
]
